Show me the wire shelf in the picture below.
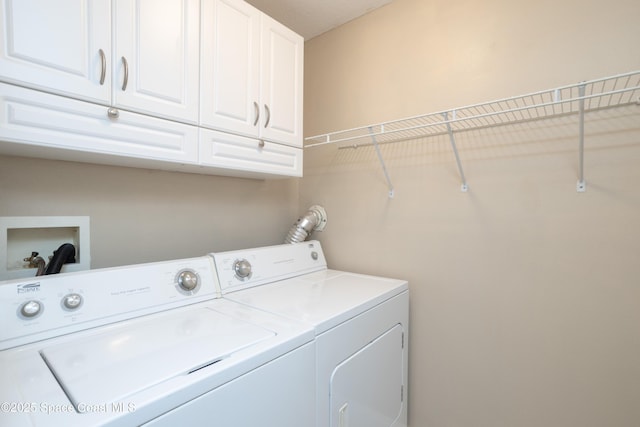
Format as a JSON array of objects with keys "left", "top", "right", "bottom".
[{"left": 304, "top": 71, "right": 640, "bottom": 149}]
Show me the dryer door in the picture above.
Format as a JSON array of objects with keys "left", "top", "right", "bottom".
[{"left": 330, "top": 324, "right": 404, "bottom": 427}]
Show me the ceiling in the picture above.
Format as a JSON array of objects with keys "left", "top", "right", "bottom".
[{"left": 245, "top": 0, "right": 393, "bottom": 40}]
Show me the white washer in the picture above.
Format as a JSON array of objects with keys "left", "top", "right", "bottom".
[
  {"left": 212, "top": 241, "right": 409, "bottom": 427},
  {"left": 0, "top": 257, "right": 314, "bottom": 427}
]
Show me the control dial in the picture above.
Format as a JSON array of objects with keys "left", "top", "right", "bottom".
[
  {"left": 62, "top": 293, "right": 83, "bottom": 310},
  {"left": 177, "top": 269, "right": 199, "bottom": 292},
  {"left": 233, "top": 259, "right": 252, "bottom": 280},
  {"left": 20, "top": 300, "right": 42, "bottom": 318}
]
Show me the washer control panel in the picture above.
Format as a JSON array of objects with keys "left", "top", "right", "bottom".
[
  {"left": 0, "top": 257, "right": 219, "bottom": 350},
  {"left": 212, "top": 240, "right": 327, "bottom": 294}
]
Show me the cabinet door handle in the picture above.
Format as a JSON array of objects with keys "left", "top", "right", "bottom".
[
  {"left": 98, "top": 49, "right": 106, "bottom": 85},
  {"left": 121, "top": 56, "right": 129, "bottom": 91},
  {"left": 107, "top": 107, "right": 120, "bottom": 118},
  {"left": 253, "top": 101, "right": 260, "bottom": 126},
  {"left": 264, "top": 104, "right": 270, "bottom": 128}
]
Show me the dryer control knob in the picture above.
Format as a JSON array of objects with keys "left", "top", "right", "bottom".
[
  {"left": 233, "top": 259, "right": 252, "bottom": 280},
  {"left": 177, "top": 270, "right": 199, "bottom": 291},
  {"left": 20, "top": 300, "right": 42, "bottom": 318}
]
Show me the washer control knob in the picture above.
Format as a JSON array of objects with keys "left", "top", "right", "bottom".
[
  {"left": 177, "top": 270, "right": 199, "bottom": 291},
  {"left": 63, "top": 293, "right": 83, "bottom": 310},
  {"left": 233, "top": 259, "right": 252, "bottom": 279},
  {"left": 20, "top": 300, "right": 42, "bottom": 318}
]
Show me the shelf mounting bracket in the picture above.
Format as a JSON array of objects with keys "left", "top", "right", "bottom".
[
  {"left": 443, "top": 111, "right": 469, "bottom": 192},
  {"left": 367, "top": 127, "right": 394, "bottom": 198},
  {"left": 577, "top": 84, "right": 586, "bottom": 192}
]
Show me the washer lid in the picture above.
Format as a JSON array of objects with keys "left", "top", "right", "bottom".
[{"left": 40, "top": 307, "right": 275, "bottom": 408}]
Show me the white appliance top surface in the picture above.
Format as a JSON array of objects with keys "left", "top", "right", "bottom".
[
  {"left": 226, "top": 269, "right": 408, "bottom": 334},
  {"left": 0, "top": 298, "right": 314, "bottom": 427},
  {"left": 41, "top": 306, "right": 274, "bottom": 407}
]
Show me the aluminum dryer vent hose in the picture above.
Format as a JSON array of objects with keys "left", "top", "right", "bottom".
[{"left": 284, "top": 205, "right": 328, "bottom": 244}]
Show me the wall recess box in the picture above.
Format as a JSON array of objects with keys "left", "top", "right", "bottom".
[{"left": 0, "top": 216, "right": 90, "bottom": 281}]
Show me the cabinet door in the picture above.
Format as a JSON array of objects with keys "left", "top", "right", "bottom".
[
  {"left": 260, "top": 15, "right": 303, "bottom": 148},
  {"left": 200, "top": 0, "right": 260, "bottom": 136},
  {"left": 115, "top": 0, "right": 200, "bottom": 124},
  {"left": 0, "top": 0, "right": 111, "bottom": 104},
  {"left": 0, "top": 83, "right": 198, "bottom": 164},
  {"left": 199, "top": 128, "right": 302, "bottom": 177}
]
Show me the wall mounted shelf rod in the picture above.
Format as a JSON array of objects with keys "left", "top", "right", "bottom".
[
  {"left": 305, "top": 71, "right": 640, "bottom": 193},
  {"left": 305, "top": 71, "right": 640, "bottom": 149}
]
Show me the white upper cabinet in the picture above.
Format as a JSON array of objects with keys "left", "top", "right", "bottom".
[
  {"left": 114, "top": 0, "right": 200, "bottom": 123},
  {"left": 259, "top": 14, "right": 304, "bottom": 147},
  {"left": 0, "top": 0, "right": 200, "bottom": 124},
  {"left": 200, "top": 0, "right": 259, "bottom": 139},
  {"left": 199, "top": 128, "right": 302, "bottom": 178},
  {"left": 200, "top": 0, "right": 303, "bottom": 147},
  {"left": 0, "top": 0, "right": 111, "bottom": 104},
  {"left": 0, "top": 83, "right": 199, "bottom": 165},
  {"left": 0, "top": 0, "right": 303, "bottom": 178}
]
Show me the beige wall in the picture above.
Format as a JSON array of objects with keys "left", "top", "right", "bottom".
[
  {"left": 0, "top": 156, "right": 300, "bottom": 268},
  {"left": 302, "top": 0, "right": 640, "bottom": 426},
  {"left": 1, "top": 0, "right": 639, "bottom": 425}
]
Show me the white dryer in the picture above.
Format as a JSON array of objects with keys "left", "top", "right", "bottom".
[
  {"left": 0, "top": 257, "right": 314, "bottom": 427},
  {"left": 212, "top": 241, "right": 409, "bottom": 427}
]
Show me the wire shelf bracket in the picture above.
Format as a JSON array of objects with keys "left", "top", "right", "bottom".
[
  {"left": 577, "top": 84, "right": 587, "bottom": 192},
  {"left": 367, "top": 126, "right": 395, "bottom": 198},
  {"left": 443, "top": 111, "right": 469, "bottom": 192}
]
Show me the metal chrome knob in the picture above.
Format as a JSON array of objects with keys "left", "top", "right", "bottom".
[
  {"left": 20, "top": 300, "right": 42, "bottom": 318},
  {"left": 62, "top": 293, "right": 83, "bottom": 310},
  {"left": 233, "top": 259, "right": 252, "bottom": 279},
  {"left": 107, "top": 107, "right": 120, "bottom": 118},
  {"left": 177, "top": 270, "right": 199, "bottom": 291}
]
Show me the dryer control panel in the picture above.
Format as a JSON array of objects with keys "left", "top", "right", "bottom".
[
  {"left": 212, "top": 241, "right": 327, "bottom": 294},
  {"left": 0, "top": 257, "right": 219, "bottom": 350}
]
